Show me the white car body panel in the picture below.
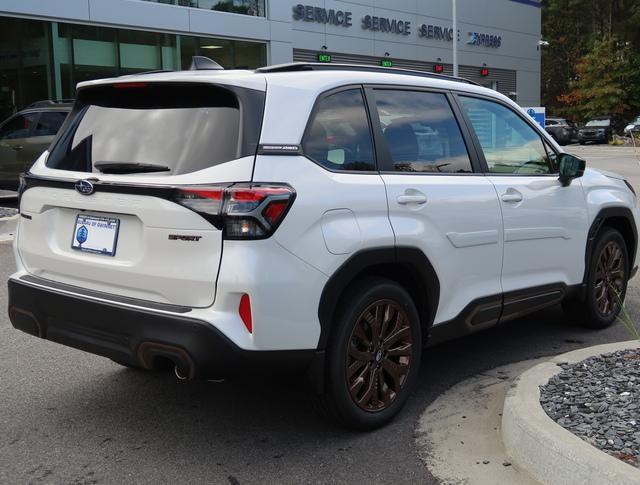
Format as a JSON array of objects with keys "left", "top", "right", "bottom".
[
  {"left": 8, "top": 66, "right": 640, "bottom": 357},
  {"left": 252, "top": 154, "right": 395, "bottom": 277},
  {"left": 488, "top": 175, "right": 590, "bottom": 292},
  {"left": 381, "top": 174, "right": 503, "bottom": 325}
]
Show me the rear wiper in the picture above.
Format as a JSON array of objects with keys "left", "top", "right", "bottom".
[{"left": 94, "top": 162, "right": 171, "bottom": 174}]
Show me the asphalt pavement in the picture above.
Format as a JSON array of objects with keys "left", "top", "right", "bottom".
[{"left": 1, "top": 145, "right": 639, "bottom": 484}]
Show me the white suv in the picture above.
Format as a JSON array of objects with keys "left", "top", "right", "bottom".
[{"left": 8, "top": 62, "right": 639, "bottom": 430}]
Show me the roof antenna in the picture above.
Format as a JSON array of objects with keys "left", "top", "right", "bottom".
[{"left": 189, "top": 56, "right": 224, "bottom": 71}]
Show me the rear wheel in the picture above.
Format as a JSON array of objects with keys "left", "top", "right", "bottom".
[
  {"left": 563, "top": 228, "right": 628, "bottom": 329},
  {"left": 321, "top": 278, "right": 422, "bottom": 430}
]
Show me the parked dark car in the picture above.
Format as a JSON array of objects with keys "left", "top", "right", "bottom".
[
  {"left": 578, "top": 115, "right": 626, "bottom": 145},
  {"left": 544, "top": 117, "right": 578, "bottom": 145},
  {"left": 0, "top": 100, "right": 72, "bottom": 190}
]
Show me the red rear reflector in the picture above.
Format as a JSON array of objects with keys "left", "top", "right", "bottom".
[
  {"left": 239, "top": 294, "right": 253, "bottom": 333},
  {"left": 263, "top": 200, "right": 288, "bottom": 224},
  {"left": 113, "top": 82, "right": 149, "bottom": 89}
]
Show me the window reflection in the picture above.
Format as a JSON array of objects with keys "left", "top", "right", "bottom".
[
  {"left": 140, "top": 0, "right": 265, "bottom": 17},
  {"left": 460, "top": 97, "right": 555, "bottom": 175},
  {"left": 0, "top": 15, "right": 267, "bottom": 121}
]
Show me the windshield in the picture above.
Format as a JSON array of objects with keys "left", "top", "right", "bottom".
[
  {"left": 47, "top": 83, "right": 262, "bottom": 175},
  {"left": 585, "top": 119, "right": 610, "bottom": 127}
]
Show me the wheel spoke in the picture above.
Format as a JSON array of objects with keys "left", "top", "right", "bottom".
[
  {"left": 369, "top": 306, "right": 383, "bottom": 347},
  {"left": 382, "top": 325, "right": 410, "bottom": 350},
  {"left": 378, "top": 369, "right": 392, "bottom": 407},
  {"left": 379, "top": 304, "right": 395, "bottom": 342},
  {"left": 348, "top": 345, "right": 373, "bottom": 363},
  {"left": 382, "top": 358, "right": 409, "bottom": 390},
  {"left": 353, "top": 323, "right": 372, "bottom": 347},
  {"left": 356, "top": 367, "right": 377, "bottom": 407},
  {"left": 347, "top": 358, "right": 368, "bottom": 379},
  {"left": 386, "top": 343, "right": 412, "bottom": 357},
  {"left": 349, "top": 362, "right": 371, "bottom": 395}
]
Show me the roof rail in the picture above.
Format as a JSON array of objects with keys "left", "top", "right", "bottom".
[
  {"left": 26, "top": 99, "right": 74, "bottom": 108},
  {"left": 256, "top": 62, "right": 480, "bottom": 86}
]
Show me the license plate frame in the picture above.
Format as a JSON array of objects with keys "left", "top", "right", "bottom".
[{"left": 71, "top": 214, "right": 120, "bottom": 256}]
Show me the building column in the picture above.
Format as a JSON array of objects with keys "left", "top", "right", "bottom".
[{"left": 50, "top": 22, "right": 63, "bottom": 100}]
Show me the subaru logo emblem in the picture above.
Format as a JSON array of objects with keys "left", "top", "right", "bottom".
[{"left": 75, "top": 179, "right": 94, "bottom": 195}]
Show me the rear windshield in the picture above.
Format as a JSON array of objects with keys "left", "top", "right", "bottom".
[{"left": 47, "top": 83, "right": 263, "bottom": 175}]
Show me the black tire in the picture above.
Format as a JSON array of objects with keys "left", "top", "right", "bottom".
[
  {"left": 579, "top": 141, "right": 586, "bottom": 145},
  {"left": 563, "top": 228, "right": 629, "bottom": 329},
  {"left": 320, "top": 277, "right": 422, "bottom": 430}
]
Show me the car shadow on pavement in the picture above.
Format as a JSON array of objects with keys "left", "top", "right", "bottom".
[{"left": 5, "top": 304, "right": 631, "bottom": 484}]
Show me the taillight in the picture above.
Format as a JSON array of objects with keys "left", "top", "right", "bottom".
[{"left": 172, "top": 183, "right": 295, "bottom": 240}]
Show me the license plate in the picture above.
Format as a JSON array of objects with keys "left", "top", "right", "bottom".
[{"left": 71, "top": 214, "right": 120, "bottom": 256}]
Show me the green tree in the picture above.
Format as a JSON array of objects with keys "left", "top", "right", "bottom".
[
  {"left": 541, "top": 0, "right": 640, "bottom": 121},
  {"left": 558, "top": 38, "right": 640, "bottom": 119}
]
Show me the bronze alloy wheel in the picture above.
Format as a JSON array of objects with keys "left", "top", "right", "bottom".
[
  {"left": 346, "top": 299, "right": 413, "bottom": 412},
  {"left": 594, "top": 240, "right": 626, "bottom": 316}
]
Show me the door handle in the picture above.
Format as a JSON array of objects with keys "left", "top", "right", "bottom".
[
  {"left": 501, "top": 190, "right": 523, "bottom": 203},
  {"left": 397, "top": 194, "right": 427, "bottom": 205},
  {"left": 11, "top": 145, "right": 23, "bottom": 151}
]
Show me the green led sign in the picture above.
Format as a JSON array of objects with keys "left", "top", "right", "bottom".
[
  {"left": 380, "top": 59, "right": 393, "bottom": 68},
  {"left": 318, "top": 53, "right": 332, "bottom": 63}
]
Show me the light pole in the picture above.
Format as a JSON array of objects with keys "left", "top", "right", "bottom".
[{"left": 452, "top": 0, "right": 458, "bottom": 77}]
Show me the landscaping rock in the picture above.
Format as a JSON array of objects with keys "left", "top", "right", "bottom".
[{"left": 540, "top": 349, "right": 640, "bottom": 468}]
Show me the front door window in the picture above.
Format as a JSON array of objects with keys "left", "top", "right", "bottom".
[{"left": 459, "top": 96, "right": 557, "bottom": 175}]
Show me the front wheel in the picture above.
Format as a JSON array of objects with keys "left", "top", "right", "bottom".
[
  {"left": 563, "top": 228, "right": 628, "bottom": 329},
  {"left": 321, "top": 278, "right": 422, "bottom": 430}
]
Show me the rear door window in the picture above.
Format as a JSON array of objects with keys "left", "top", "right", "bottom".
[
  {"left": 372, "top": 89, "right": 473, "bottom": 173},
  {"left": 47, "top": 83, "right": 260, "bottom": 175},
  {"left": 303, "top": 88, "right": 375, "bottom": 172}
]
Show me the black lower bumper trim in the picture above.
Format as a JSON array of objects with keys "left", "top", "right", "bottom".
[{"left": 8, "top": 278, "right": 318, "bottom": 380}]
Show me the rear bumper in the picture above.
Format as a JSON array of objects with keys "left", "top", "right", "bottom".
[{"left": 7, "top": 277, "right": 320, "bottom": 380}]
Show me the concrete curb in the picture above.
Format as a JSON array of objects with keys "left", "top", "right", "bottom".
[
  {"left": 0, "top": 214, "right": 18, "bottom": 242},
  {"left": 502, "top": 340, "right": 640, "bottom": 485}
]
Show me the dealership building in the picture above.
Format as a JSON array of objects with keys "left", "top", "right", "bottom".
[{"left": 0, "top": 0, "right": 541, "bottom": 120}]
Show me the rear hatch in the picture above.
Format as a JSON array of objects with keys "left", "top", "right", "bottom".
[{"left": 17, "top": 79, "right": 265, "bottom": 307}]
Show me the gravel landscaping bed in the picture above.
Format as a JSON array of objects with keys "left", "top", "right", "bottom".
[
  {"left": 0, "top": 207, "right": 18, "bottom": 218},
  {"left": 540, "top": 349, "right": 640, "bottom": 468}
]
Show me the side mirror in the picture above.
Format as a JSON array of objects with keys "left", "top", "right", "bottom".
[{"left": 558, "top": 153, "right": 586, "bottom": 187}]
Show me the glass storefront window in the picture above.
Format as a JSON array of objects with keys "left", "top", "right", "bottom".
[
  {"left": 0, "top": 17, "right": 52, "bottom": 121},
  {"left": 140, "top": 0, "right": 265, "bottom": 17},
  {"left": 0, "top": 15, "right": 267, "bottom": 121}
]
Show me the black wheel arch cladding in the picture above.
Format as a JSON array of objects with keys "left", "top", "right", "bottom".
[{"left": 317, "top": 246, "right": 439, "bottom": 350}]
